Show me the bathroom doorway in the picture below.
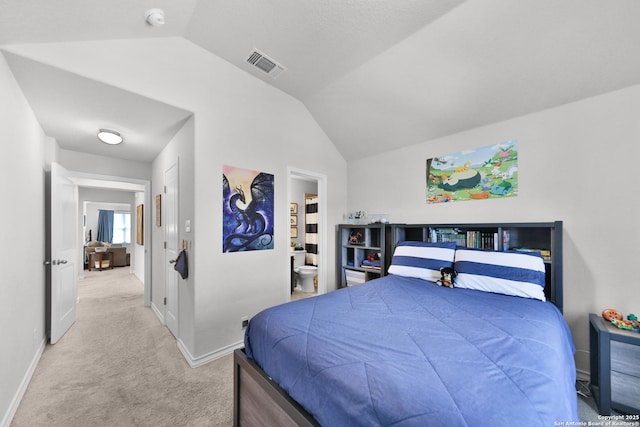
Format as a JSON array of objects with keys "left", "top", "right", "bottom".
[{"left": 287, "top": 167, "right": 327, "bottom": 301}]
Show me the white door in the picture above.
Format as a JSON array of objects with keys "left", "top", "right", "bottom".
[
  {"left": 164, "top": 161, "right": 179, "bottom": 338},
  {"left": 49, "top": 163, "right": 78, "bottom": 344}
]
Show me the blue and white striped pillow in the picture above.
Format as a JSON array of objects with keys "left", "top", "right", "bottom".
[
  {"left": 454, "top": 248, "right": 546, "bottom": 301},
  {"left": 388, "top": 241, "right": 456, "bottom": 282}
]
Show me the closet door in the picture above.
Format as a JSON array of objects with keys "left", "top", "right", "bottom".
[{"left": 164, "top": 161, "right": 179, "bottom": 338}]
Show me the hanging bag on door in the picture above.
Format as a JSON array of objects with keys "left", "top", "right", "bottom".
[{"left": 174, "top": 249, "right": 188, "bottom": 279}]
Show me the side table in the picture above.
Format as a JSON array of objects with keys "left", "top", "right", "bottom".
[
  {"left": 589, "top": 313, "right": 640, "bottom": 415},
  {"left": 88, "top": 250, "right": 114, "bottom": 271}
]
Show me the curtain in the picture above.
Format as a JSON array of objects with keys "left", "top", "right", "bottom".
[
  {"left": 305, "top": 196, "right": 318, "bottom": 266},
  {"left": 96, "top": 210, "right": 114, "bottom": 243}
]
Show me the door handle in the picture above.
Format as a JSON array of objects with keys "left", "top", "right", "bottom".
[
  {"left": 169, "top": 259, "right": 177, "bottom": 264},
  {"left": 45, "top": 259, "right": 68, "bottom": 266}
]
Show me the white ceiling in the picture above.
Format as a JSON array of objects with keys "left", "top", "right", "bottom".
[
  {"left": 2, "top": 0, "right": 640, "bottom": 161},
  {"left": 4, "top": 52, "right": 192, "bottom": 162}
]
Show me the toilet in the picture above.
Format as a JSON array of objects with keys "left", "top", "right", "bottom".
[
  {"left": 295, "top": 265, "right": 318, "bottom": 293},
  {"left": 291, "top": 250, "right": 306, "bottom": 287}
]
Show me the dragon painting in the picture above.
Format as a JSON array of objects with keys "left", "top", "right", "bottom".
[{"left": 223, "top": 170, "right": 274, "bottom": 252}]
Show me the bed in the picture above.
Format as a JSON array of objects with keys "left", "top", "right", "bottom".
[{"left": 234, "top": 242, "right": 578, "bottom": 426}]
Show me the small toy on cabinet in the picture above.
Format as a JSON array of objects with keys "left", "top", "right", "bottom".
[
  {"left": 602, "top": 309, "right": 640, "bottom": 332},
  {"left": 349, "top": 231, "right": 363, "bottom": 245},
  {"left": 602, "top": 308, "right": 622, "bottom": 321}
]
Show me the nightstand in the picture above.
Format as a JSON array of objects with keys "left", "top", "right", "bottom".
[{"left": 589, "top": 313, "right": 640, "bottom": 415}]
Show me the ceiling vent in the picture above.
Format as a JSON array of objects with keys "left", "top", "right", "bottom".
[{"left": 245, "top": 49, "right": 286, "bottom": 79}]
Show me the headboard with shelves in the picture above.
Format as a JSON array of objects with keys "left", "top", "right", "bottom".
[{"left": 387, "top": 221, "right": 563, "bottom": 312}]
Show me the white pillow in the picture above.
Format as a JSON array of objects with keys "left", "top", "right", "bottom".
[
  {"left": 388, "top": 241, "right": 456, "bottom": 282},
  {"left": 454, "top": 248, "right": 546, "bottom": 301}
]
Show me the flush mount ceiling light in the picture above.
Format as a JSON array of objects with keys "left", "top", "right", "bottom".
[
  {"left": 97, "top": 129, "right": 123, "bottom": 145},
  {"left": 145, "top": 8, "right": 165, "bottom": 26}
]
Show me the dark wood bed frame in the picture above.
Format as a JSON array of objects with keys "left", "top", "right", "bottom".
[
  {"left": 234, "top": 221, "right": 564, "bottom": 426},
  {"left": 234, "top": 348, "right": 319, "bottom": 426}
]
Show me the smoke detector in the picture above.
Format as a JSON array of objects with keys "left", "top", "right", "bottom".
[
  {"left": 145, "top": 8, "right": 165, "bottom": 27},
  {"left": 245, "top": 49, "right": 286, "bottom": 79}
]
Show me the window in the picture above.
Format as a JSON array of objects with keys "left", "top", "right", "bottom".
[{"left": 113, "top": 212, "right": 131, "bottom": 244}]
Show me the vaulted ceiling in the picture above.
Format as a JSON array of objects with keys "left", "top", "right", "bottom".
[{"left": 2, "top": 0, "right": 640, "bottom": 161}]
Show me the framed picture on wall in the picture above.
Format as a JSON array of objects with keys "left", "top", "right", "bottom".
[
  {"left": 291, "top": 227, "right": 298, "bottom": 238},
  {"left": 426, "top": 140, "right": 518, "bottom": 204},
  {"left": 290, "top": 203, "right": 298, "bottom": 215},
  {"left": 155, "top": 194, "right": 161, "bottom": 227},
  {"left": 222, "top": 165, "right": 274, "bottom": 252},
  {"left": 290, "top": 215, "right": 298, "bottom": 226},
  {"left": 136, "top": 204, "right": 144, "bottom": 245}
]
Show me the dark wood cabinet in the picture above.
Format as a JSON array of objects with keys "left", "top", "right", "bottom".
[
  {"left": 336, "top": 223, "right": 389, "bottom": 288},
  {"left": 387, "top": 221, "right": 563, "bottom": 311},
  {"left": 589, "top": 312, "right": 640, "bottom": 415}
]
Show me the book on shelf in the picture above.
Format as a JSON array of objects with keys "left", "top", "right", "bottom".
[
  {"left": 429, "top": 228, "right": 466, "bottom": 246},
  {"left": 361, "top": 259, "right": 381, "bottom": 269},
  {"left": 428, "top": 228, "right": 500, "bottom": 250},
  {"left": 502, "top": 230, "right": 510, "bottom": 251},
  {"left": 465, "top": 231, "right": 498, "bottom": 250},
  {"left": 512, "top": 247, "right": 551, "bottom": 261}
]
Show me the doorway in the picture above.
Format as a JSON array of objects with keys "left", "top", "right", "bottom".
[
  {"left": 46, "top": 166, "right": 151, "bottom": 347},
  {"left": 69, "top": 171, "right": 151, "bottom": 306},
  {"left": 287, "top": 167, "right": 327, "bottom": 301}
]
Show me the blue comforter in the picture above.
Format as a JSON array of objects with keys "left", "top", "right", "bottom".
[{"left": 245, "top": 275, "right": 578, "bottom": 426}]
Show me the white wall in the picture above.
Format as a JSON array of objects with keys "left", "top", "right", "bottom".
[
  {"left": 4, "top": 35, "right": 635, "bottom": 388},
  {"left": 189, "top": 50, "right": 347, "bottom": 360},
  {"left": 61, "top": 151, "right": 150, "bottom": 286},
  {"left": 0, "top": 52, "right": 49, "bottom": 426},
  {"left": 59, "top": 149, "right": 151, "bottom": 180},
  {"left": 5, "top": 38, "right": 348, "bottom": 366},
  {"left": 347, "top": 84, "right": 640, "bottom": 375},
  {"left": 3, "top": 37, "right": 632, "bottom": 423},
  {"left": 151, "top": 115, "right": 196, "bottom": 353}
]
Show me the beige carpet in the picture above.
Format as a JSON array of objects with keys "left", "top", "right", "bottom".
[{"left": 11, "top": 268, "right": 233, "bottom": 427}]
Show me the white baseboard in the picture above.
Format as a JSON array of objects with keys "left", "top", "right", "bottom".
[
  {"left": 1, "top": 337, "right": 46, "bottom": 427},
  {"left": 576, "top": 368, "right": 590, "bottom": 382},
  {"left": 150, "top": 302, "right": 164, "bottom": 324},
  {"left": 177, "top": 339, "right": 244, "bottom": 368},
  {"left": 147, "top": 303, "right": 242, "bottom": 368}
]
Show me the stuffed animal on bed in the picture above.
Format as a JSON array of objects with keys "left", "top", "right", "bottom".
[{"left": 437, "top": 267, "right": 457, "bottom": 288}]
